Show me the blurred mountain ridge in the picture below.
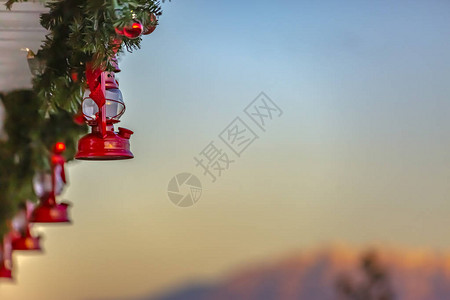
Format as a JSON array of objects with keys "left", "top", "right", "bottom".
[{"left": 141, "top": 244, "right": 450, "bottom": 300}]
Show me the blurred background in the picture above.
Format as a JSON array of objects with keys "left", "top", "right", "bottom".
[{"left": 2, "top": 0, "right": 450, "bottom": 299}]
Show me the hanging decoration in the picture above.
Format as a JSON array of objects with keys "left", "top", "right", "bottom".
[
  {"left": 123, "top": 18, "right": 144, "bottom": 39},
  {"left": 11, "top": 202, "right": 42, "bottom": 251},
  {"left": 76, "top": 69, "right": 134, "bottom": 160},
  {"left": 143, "top": 13, "right": 158, "bottom": 35},
  {"left": 1, "top": 0, "right": 167, "bottom": 281},
  {"left": 31, "top": 143, "right": 71, "bottom": 223}
]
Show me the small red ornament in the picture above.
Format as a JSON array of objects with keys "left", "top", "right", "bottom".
[
  {"left": 143, "top": 13, "right": 157, "bottom": 35},
  {"left": 54, "top": 142, "right": 66, "bottom": 154},
  {"left": 70, "top": 71, "right": 78, "bottom": 82},
  {"left": 73, "top": 112, "right": 85, "bottom": 125},
  {"left": 115, "top": 26, "right": 124, "bottom": 36},
  {"left": 143, "top": 25, "right": 157, "bottom": 35},
  {"left": 123, "top": 20, "right": 143, "bottom": 39}
]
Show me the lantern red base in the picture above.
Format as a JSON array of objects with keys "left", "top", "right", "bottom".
[
  {"left": 75, "top": 128, "right": 134, "bottom": 160},
  {"left": 30, "top": 202, "right": 71, "bottom": 223},
  {"left": 0, "top": 266, "right": 12, "bottom": 279},
  {"left": 12, "top": 236, "right": 42, "bottom": 251}
]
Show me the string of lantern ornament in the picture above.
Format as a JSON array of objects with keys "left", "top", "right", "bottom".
[{"left": 0, "top": 0, "right": 164, "bottom": 280}]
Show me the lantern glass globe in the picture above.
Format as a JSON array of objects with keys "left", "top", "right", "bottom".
[
  {"left": 82, "top": 89, "right": 125, "bottom": 121},
  {"left": 82, "top": 97, "right": 99, "bottom": 120},
  {"left": 32, "top": 172, "right": 52, "bottom": 197},
  {"left": 12, "top": 211, "right": 27, "bottom": 231},
  {"left": 32, "top": 172, "right": 64, "bottom": 197},
  {"left": 105, "top": 88, "right": 125, "bottom": 120}
]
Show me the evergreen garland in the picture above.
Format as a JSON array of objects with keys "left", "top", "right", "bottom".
[
  {"left": 12, "top": 0, "right": 162, "bottom": 113},
  {"left": 0, "top": 0, "right": 165, "bottom": 236},
  {"left": 0, "top": 91, "right": 86, "bottom": 235}
]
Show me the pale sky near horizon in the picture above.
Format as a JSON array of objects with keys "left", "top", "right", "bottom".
[{"left": 2, "top": 0, "right": 450, "bottom": 299}]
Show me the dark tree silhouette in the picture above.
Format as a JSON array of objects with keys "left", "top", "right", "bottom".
[{"left": 336, "top": 250, "right": 395, "bottom": 300}]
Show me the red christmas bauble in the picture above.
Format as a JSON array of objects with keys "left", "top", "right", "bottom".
[
  {"left": 70, "top": 71, "right": 78, "bottom": 82},
  {"left": 123, "top": 20, "right": 143, "bottom": 39},
  {"left": 143, "top": 13, "right": 157, "bottom": 35},
  {"left": 53, "top": 142, "right": 66, "bottom": 154},
  {"left": 73, "top": 113, "right": 85, "bottom": 125},
  {"left": 115, "top": 26, "right": 124, "bottom": 36},
  {"left": 143, "top": 25, "right": 157, "bottom": 35}
]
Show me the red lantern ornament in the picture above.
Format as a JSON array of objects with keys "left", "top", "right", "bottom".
[
  {"left": 31, "top": 201, "right": 70, "bottom": 223},
  {"left": 143, "top": 13, "right": 157, "bottom": 35},
  {"left": 75, "top": 64, "right": 133, "bottom": 160},
  {"left": 11, "top": 227, "right": 41, "bottom": 251},
  {"left": 123, "top": 19, "right": 143, "bottom": 39},
  {"left": 0, "top": 235, "right": 13, "bottom": 279},
  {"left": 11, "top": 202, "right": 42, "bottom": 251},
  {"left": 31, "top": 144, "right": 71, "bottom": 223}
]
